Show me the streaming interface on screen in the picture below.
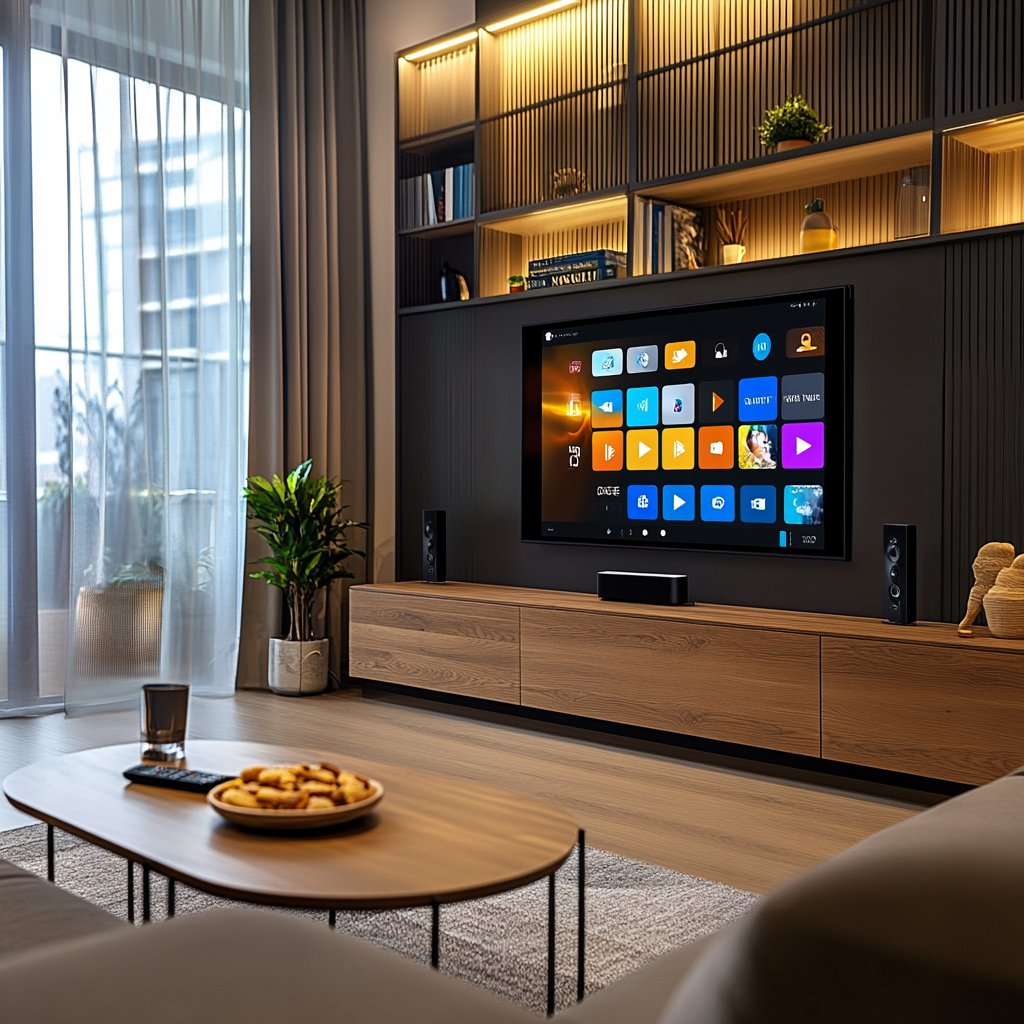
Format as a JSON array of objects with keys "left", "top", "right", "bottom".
[{"left": 531, "top": 290, "right": 847, "bottom": 556}]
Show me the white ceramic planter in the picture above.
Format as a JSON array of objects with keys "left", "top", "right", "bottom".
[{"left": 268, "top": 638, "right": 329, "bottom": 696}]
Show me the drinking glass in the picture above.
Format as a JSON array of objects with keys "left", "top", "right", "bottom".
[{"left": 141, "top": 684, "right": 189, "bottom": 761}]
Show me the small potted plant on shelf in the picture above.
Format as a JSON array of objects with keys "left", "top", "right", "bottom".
[
  {"left": 245, "top": 460, "right": 365, "bottom": 696},
  {"left": 508, "top": 274, "right": 525, "bottom": 293},
  {"left": 758, "top": 95, "right": 831, "bottom": 152}
]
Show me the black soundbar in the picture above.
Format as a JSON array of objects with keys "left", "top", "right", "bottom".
[{"left": 597, "top": 571, "right": 688, "bottom": 606}]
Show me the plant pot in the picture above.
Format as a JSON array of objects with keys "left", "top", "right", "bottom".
[
  {"left": 776, "top": 139, "right": 813, "bottom": 152},
  {"left": 268, "top": 638, "right": 329, "bottom": 696}
]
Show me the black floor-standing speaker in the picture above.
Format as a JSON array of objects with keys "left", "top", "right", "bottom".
[
  {"left": 883, "top": 524, "right": 916, "bottom": 624},
  {"left": 422, "top": 510, "right": 447, "bottom": 584}
]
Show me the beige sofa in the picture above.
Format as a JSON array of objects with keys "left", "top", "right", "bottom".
[{"left": 2, "top": 768, "right": 1022, "bottom": 1023}]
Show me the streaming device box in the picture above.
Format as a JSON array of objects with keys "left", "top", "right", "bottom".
[{"left": 597, "top": 571, "right": 688, "bottom": 606}]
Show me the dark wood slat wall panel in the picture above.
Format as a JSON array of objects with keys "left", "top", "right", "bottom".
[
  {"left": 638, "top": 0, "right": 929, "bottom": 183},
  {"left": 944, "top": 0, "right": 1024, "bottom": 119},
  {"left": 399, "top": 309, "right": 479, "bottom": 581},
  {"left": 942, "top": 233, "right": 1024, "bottom": 622}
]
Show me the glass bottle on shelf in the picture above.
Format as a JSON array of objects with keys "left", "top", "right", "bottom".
[
  {"left": 895, "top": 167, "right": 931, "bottom": 239},
  {"left": 800, "top": 198, "right": 838, "bottom": 253}
]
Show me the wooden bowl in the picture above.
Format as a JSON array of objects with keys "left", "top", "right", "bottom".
[{"left": 208, "top": 778, "right": 384, "bottom": 831}]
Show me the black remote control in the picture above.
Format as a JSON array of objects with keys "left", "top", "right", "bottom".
[{"left": 123, "top": 764, "right": 234, "bottom": 794}]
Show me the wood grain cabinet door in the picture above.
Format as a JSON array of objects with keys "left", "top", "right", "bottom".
[
  {"left": 821, "top": 637, "right": 1024, "bottom": 784},
  {"left": 520, "top": 608, "right": 820, "bottom": 756},
  {"left": 349, "top": 591, "right": 520, "bottom": 702}
]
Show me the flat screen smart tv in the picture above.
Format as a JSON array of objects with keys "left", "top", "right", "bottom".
[{"left": 522, "top": 287, "right": 851, "bottom": 558}]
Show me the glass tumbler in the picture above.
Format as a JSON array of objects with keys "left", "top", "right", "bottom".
[{"left": 141, "top": 684, "right": 190, "bottom": 761}]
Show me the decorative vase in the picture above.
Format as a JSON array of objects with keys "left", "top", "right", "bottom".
[
  {"left": 268, "top": 637, "right": 329, "bottom": 696},
  {"left": 777, "top": 139, "right": 813, "bottom": 152},
  {"left": 800, "top": 198, "right": 838, "bottom": 253},
  {"left": 982, "top": 556, "right": 1024, "bottom": 639},
  {"left": 439, "top": 259, "right": 469, "bottom": 302},
  {"left": 894, "top": 166, "right": 930, "bottom": 239},
  {"left": 721, "top": 244, "right": 746, "bottom": 264}
]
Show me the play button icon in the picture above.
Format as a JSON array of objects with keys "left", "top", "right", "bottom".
[
  {"left": 673, "top": 493, "right": 686, "bottom": 510},
  {"left": 782, "top": 422, "right": 824, "bottom": 469},
  {"left": 638, "top": 440, "right": 652, "bottom": 458}
]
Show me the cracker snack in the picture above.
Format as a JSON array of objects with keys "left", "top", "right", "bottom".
[{"left": 218, "top": 763, "right": 374, "bottom": 811}]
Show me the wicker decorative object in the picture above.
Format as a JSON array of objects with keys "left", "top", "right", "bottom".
[
  {"left": 958, "top": 542, "right": 1015, "bottom": 636},
  {"left": 983, "top": 554, "right": 1024, "bottom": 639}
]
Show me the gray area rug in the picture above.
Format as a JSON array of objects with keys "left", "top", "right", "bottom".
[{"left": 0, "top": 823, "right": 757, "bottom": 1016}]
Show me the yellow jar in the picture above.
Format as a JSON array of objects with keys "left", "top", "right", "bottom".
[{"left": 800, "top": 198, "right": 838, "bottom": 253}]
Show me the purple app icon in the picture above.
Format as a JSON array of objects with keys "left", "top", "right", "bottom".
[{"left": 782, "top": 422, "right": 824, "bottom": 469}]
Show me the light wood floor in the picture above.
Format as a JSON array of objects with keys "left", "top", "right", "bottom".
[{"left": 0, "top": 688, "right": 925, "bottom": 894}]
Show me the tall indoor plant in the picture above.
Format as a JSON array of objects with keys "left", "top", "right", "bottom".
[{"left": 245, "top": 460, "right": 365, "bottom": 696}]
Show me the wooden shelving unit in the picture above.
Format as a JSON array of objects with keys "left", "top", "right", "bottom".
[{"left": 395, "top": 0, "right": 1024, "bottom": 309}]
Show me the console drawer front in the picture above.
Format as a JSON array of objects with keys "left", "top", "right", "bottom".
[
  {"left": 821, "top": 637, "right": 1024, "bottom": 784},
  {"left": 349, "top": 591, "right": 520, "bottom": 702},
  {"left": 520, "top": 608, "right": 820, "bottom": 756}
]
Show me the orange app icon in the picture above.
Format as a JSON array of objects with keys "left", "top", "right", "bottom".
[
  {"left": 665, "top": 340, "right": 696, "bottom": 369},
  {"left": 592, "top": 430, "right": 623, "bottom": 471},
  {"left": 662, "top": 427, "right": 695, "bottom": 470},
  {"left": 698, "top": 426, "right": 735, "bottom": 469},
  {"left": 626, "top": 429, "right": 659, "bottom": 471}
]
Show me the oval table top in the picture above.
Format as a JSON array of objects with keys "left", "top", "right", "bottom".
[{"left": 3, "top": 740, "right": 580, "bottom": 910}]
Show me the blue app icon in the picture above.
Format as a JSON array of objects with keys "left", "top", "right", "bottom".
[
  {"left": 627, "top": 484, "right": 658, "bottom": 520},
  {"left": 700, "top": 484, "right": 735, "bottom": 522},
  {"left": 752, "top": 332, "right": 772, "bottom": 361},
  {"left": 738, "top": 376, "right": 778, "bottom": 421},
  {"left": 592, "top": 348, "right": 623, "bottom": 377},
  {"left": 663, "top": 484, "right": 695, "bottom": 521},
  {"left": 626, "top": 386, "right": 659, "bottom": 427},
  {"left": 740, "top": 484, "right": 777, "bottom": 523}
]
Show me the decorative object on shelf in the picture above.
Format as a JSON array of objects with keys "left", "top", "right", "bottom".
[
  {"left": 551, "top": 166, "right": 588, "bottom": 199},
  {"left": 508, "top": 275, "right": 525, "bottom": 293},
  {"left": 526, "top": 249, "right": 626, "bottom": 290},
  {"left": 800, "top": 198, "right": 839, "bottom": 253},
  {"left": 717, "top": 207, "right": 747, "bottom": 264},
  {"left": 637, "top": 199, "right": 703, "bottom": 274},
  {"left": 440, "top": 259, "right": 470, "bottom": 301},
  {"left": 758, "top": 95, "right": 831, "bottom": 151},
  {"left": 957, "top": 541, "right": 1015, "bottom": 636},
  {"left": 982, "top": 554, "right": 1024, "bottom": 639},
  {"left": 895, "top": 166, "right": 931, "bottom": 239},
  {"left": 245, "top": 460, "right": 366, "bottom": 696}
]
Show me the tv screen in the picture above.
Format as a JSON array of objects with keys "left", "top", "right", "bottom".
[{"left": 522, "top": 287, "right": 851, "bottom": 558}]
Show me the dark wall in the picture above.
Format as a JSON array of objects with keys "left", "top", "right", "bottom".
[{"left": 397, "top": 238, "right": 1024, "bottom": 622}]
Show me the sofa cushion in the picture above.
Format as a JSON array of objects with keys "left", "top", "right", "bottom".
[
  {"left": 555, "top": 935, "right": 713, "bottom": 1024},
  {"left": 0, "top": 857, "right": 126, "bottom": 958},
  {"left": 658, "top": 775, "right": 1024, "bottom": 1024},
  {"left": 0, "top": 905, "right": 538, "bottom": 1024}
]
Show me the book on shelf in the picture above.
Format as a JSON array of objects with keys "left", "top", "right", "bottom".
[
  {"left": 525, "top": 249, "right": 626, "bottom": 289},
  {"left": 635, "top": 199, "right": 703, "bottom": 275},
  {"left": 399, "top": 163, "right": 475, "bottom": 230},
  {"left": 525, "top": 265, "right": 624, "bottom": 289}
]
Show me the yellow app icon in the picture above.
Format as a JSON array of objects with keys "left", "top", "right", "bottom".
[
  {"left": 626, "top": 429, "right": 659, "bottom": 471},
  {"left": 662, "top": 427, "right": 694, "bottom": 470},
  {"left": 665, "top": 340, "right": 696, "bottom": 369}
]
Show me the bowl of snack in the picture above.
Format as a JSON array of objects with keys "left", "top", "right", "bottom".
[{"left": 208, "top": 763, "right": 383, "bottom": 830}]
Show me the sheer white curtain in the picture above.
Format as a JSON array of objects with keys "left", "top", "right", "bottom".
[{"left": 20, "top": 0, "right": 249, "bottom": 712}]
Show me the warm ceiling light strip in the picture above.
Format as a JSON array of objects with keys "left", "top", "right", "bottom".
[
  {"left": 403, "top": 31, "right": 478, "bottom": 63},
  {"left": 485, "top": 0, "right": 580, "bottom": 33}
]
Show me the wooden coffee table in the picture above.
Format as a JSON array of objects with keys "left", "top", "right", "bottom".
[{"left": 4, "top": 740, "right": 584, "bottom": 1012}]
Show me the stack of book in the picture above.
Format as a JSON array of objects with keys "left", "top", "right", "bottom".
[
  {"left": 635, "top": 198, "right": 704, "bottom": 275},
  {"left": 400, "top": 164, "right": 474, "bottom": 229},
  {"left": 525, "top": 249, "right": 627, "bottom": 290}
]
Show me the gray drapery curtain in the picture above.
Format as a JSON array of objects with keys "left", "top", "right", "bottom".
[{"left": 239, "top": 0, "right": 371, "bottom": 689}]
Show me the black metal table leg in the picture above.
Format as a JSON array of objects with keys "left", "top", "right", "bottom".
[
  {"left": 167, "top": 877, "right": 175, "bottom": 918},
  {"left": 329, "top": 909, "right": 336, "bottom": 929},
  {"left": 142, "top": 865, "right": 151, "bottom": 923},
  {"left": 577, "top": 829, "right": 585, "bottom": 1002},
  {"left": 430, "top": 896, "right": 440, "bottom": 969},
  {"left": 127, "top": 860, "right": 135, "bottom": 923},
  {"left": 46, "top": 824, "right": 54, "bottom": 882},
  {"left": 547, "top": 871, "right": 556, "bottom": 1016}
]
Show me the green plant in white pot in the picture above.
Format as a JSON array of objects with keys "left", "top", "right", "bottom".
[
  {"left": 245, "top": 460, "right": 365, "bottom": 696},
  {"left": 758, "top": 95, "right": 831, "bottom": 152}
]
